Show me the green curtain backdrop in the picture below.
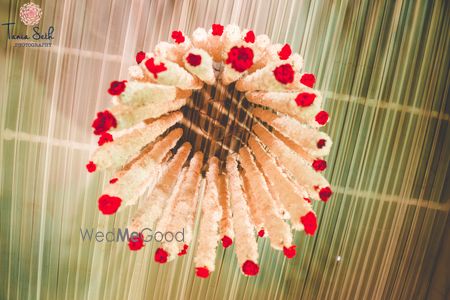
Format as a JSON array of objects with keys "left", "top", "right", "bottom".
[{"left": 0, "top": 0, "right": 449, "bottom": 299}]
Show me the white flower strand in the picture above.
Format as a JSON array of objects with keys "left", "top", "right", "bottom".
[
  {"left": 226, "top": 154, "right": 259, "bottom": 267},
  {"left": 101, "top": 128, "right": 183, "bottom": 205},
  {"left": 110, "top": 98, "right": 186, "bottom": 130},
  {"left": 246, "top": 90, "right": 322, "bottom": 126},
  {"left": 155, "top": 167, "right": 187, "bottom": 234},
  {"left": 154, "top": 38, "right": 192, "bottom": 66},
  {"left": 140, "top": 55, "right": 202, "bottom": 89},
  {"left": 129, "top": 142, "right": 192, "bottom": 231},
  {"left": 249, "top": 43, "right": 303, "bottom": 73},
  {"left": 220, "top": 30, "right": 268, "bottom": 85},
  {"left": 161, "top": 152, "right": 204, "bottom": 260},
  {"left": 191, "top": 27, "right": 222, "bottom": 62},
  {"left": 91, "top": 111, "right": 182, "bottom": 170},
  {"left": 116, "top": 81, "right": 180, "bottom": 106},
  {"left": 221, "top": 24, "right": 242, "bottom": 55},
  {"left": 248, "top": 137, "right": 312, "bottom": 230},
  {"left": 236, "top": 62, "right": 304, "bottom": 92},
  {"left": 252, "top": 108, "right": 332, "bottom": 157},
  {"left": 217, "top": 174, "right": 234, "bottom": 243},
  {"left": 252, "top": 123, "right": 330, "bottom": 200},
  {"left": 239, "top": 147, "right": 292, "bottom": 250},
  {"left": 182, "top": 48, "right": 216, "bottom": 85},
  {"left": 194, "top": 157, "right": 223, "bottom": 273},
  {"left": 241, "top": 170, "right": 264, "bottom": 230}
]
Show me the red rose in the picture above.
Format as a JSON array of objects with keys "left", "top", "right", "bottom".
[
  {"left": 186, "top": 53, "right": 202, "bottom": 66},
  {"left": 128, "top": 233, "right": 144, "bottom": 251},
  {"left": 98, "top": 194, "right": 122, "bottom": 215},
  {"left": 136, "top": 51, "right": 146, "bottom": 64},
  {"left": 317, "top": 139, "right": 326, "bottom": 149},
  {"left": 312, "top": 159, "right": 327, "bottom": 171},
  {"left": 319, "top": 187, "right": 332, "bottom": 202},
  {"left": 258, "top": 229, "right": 265, "bottom": 237},
  {"left": 171, "top": 30, "right": 185, "bottom": 43},
  {"left": 273, "top": 64, "right": 294, "bottom": 84},
  {"left": 300, "top": 73, "right": 316, "bottom": 88},
  {"left": 278, "top": 44, "right": 292, "bottom": 60},
  {"left": 315, "top": 111, "right": 329, "bottom": 125},
  {"left": 107, "top": 80, "right": 126, "bottom": 96},
  {"left": 283, "top": 245, "right": 296, "bottom": 258},
  {"left": 226, "top": 46, "right": 254, "bottom": 72},
  {"left": 242, "top": 260, "right": 259, "bottom": 276},
  {"left": 300, "top": 212, "right": 317, "bottom": 235},
  {"left": 211, "top": 23, "right": 224, "bottom": 36},
  {"left": 178, "top": 244, "right": 189, "bottom": 256},
  {"left": 98, "top": 132, "right": 113, "bottom": 146},
  {"left": 294, "top": 92, "right": 316, "bottom": 107},
  {"left": 244, "top": 30, "right": 255, "bottom": 43},
  {"left": 91, "top": 110, "right": 117, "bottom": 135},
  {"left": 195, "top": 267, "right": 210, "bottom": 278},
  {"left": 155, "top": 248, "right": 168, "bottom": 263},
  {"left": 109, "top": 178, "right": 118, "bottom": 184},
  {"left": 221, "top": 235, "right": 233, "bottom": 248},
  {"left": 145, "top": 57, "right": 167, "bottom": 79},
  {"left": 86, "top": 161, "right": 96, "bottom": 173}
]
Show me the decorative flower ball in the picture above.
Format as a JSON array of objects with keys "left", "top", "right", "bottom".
[
  {"left": 19, "top": 2, "right": 42, "bottom": 26},
  {"left": 87, "top": 24, "right": 333, "bottom": 278}
]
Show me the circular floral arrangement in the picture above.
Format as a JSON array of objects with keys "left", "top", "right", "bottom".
[
  {"left": 19, "top": 2, "right": 42, "bottom": 26},
  {"left": 86, "top": 24, "right": 332, "bottom": 278}
]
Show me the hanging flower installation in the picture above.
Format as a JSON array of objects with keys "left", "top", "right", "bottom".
[{"left": 87, "top": 24, "right": 332, "bottom": 278}]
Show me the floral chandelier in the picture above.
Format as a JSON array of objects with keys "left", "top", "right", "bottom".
[{"left": 86, "top": 24, "right": 332, "bottom": 278}]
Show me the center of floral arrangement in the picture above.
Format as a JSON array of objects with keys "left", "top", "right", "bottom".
[
  {"left": 181, "top": 77, "right": 254, "bottom": 171},
  {"left": 86, "top": 24, "right": 334, "bottom": 279}
]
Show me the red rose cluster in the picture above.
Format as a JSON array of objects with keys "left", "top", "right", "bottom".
[
  {"left": 171, "top": 30, "right": 185, "bottom": 44},
  {"left": 300, "top": 212, "right": 318, "bottom": 235},
  {"left": 91, "top": 110, "right": 117, "bottom": 135},
  {"left": 211, "top": 23, "right": 224, "bottom": 36},
  {"left": 273, "top": 64, "right": 295, "bottom": 84},
  {"left": 295, "top": 92, "right": 316, "bottom": 107},
  {"left": 107, "top": 80, "right": 126, "bottom": 96},
  {"left": 145, "top": 57, "right": 167, "bottom": 79},
  {"left": 186, "top": 53, "right": 202, "bottom": 66},
  {"left": 226, "top": 46, "right": 254, "bottom": 72},
  {"left": 98, "top": 194, "right": 122, "bottom": 215}
]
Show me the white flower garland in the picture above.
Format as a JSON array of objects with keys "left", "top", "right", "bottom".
[
  {"left": 129, "top": 142, "right": 192, "bottom": 231},
  {"left": 100, "top": 128, "right": 183, "bottom": 207},
  {"left": 246, "top": 91, "right": 322, "bottom": 126},
  {"left": 110, "top": 98, "right": 186, "bottom": 130},
  {"left": 182, "top": 48, "right": 216, "bottom": 85},
  {"left": 239, "top": 147, "right": 293, "bottom": 250},
  {"left": 91, "top": 111, "right": 182, "bottom": 170},
  {"left": 252, "top": 108, "right": 332, "bottom": 157},
  {"left": 241, "top": 171, "right": 265, "bottom": 230},
  {"left": 236, "top": 62, "right": 304, "bottom": 92},
  {"left": 226, "top": 154, "right": 258, "bottom": 267},
  {"left": 252, "top": 123, "right": 330, "bottom": 200},
  {"left": 217, "top": 174, "right": 234, "bottom": 243},
  {"left": 194, "top": 158, "right": 222, "bottom": 273},
  {"left": 248, "top": 137, "right": 312, "bottom": 230},
  {"left": 140, "top": 55, "right": 201, "bottom": 89},
  {"left": 161, "top": 152, "right": 204, "bottom": 260}
]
